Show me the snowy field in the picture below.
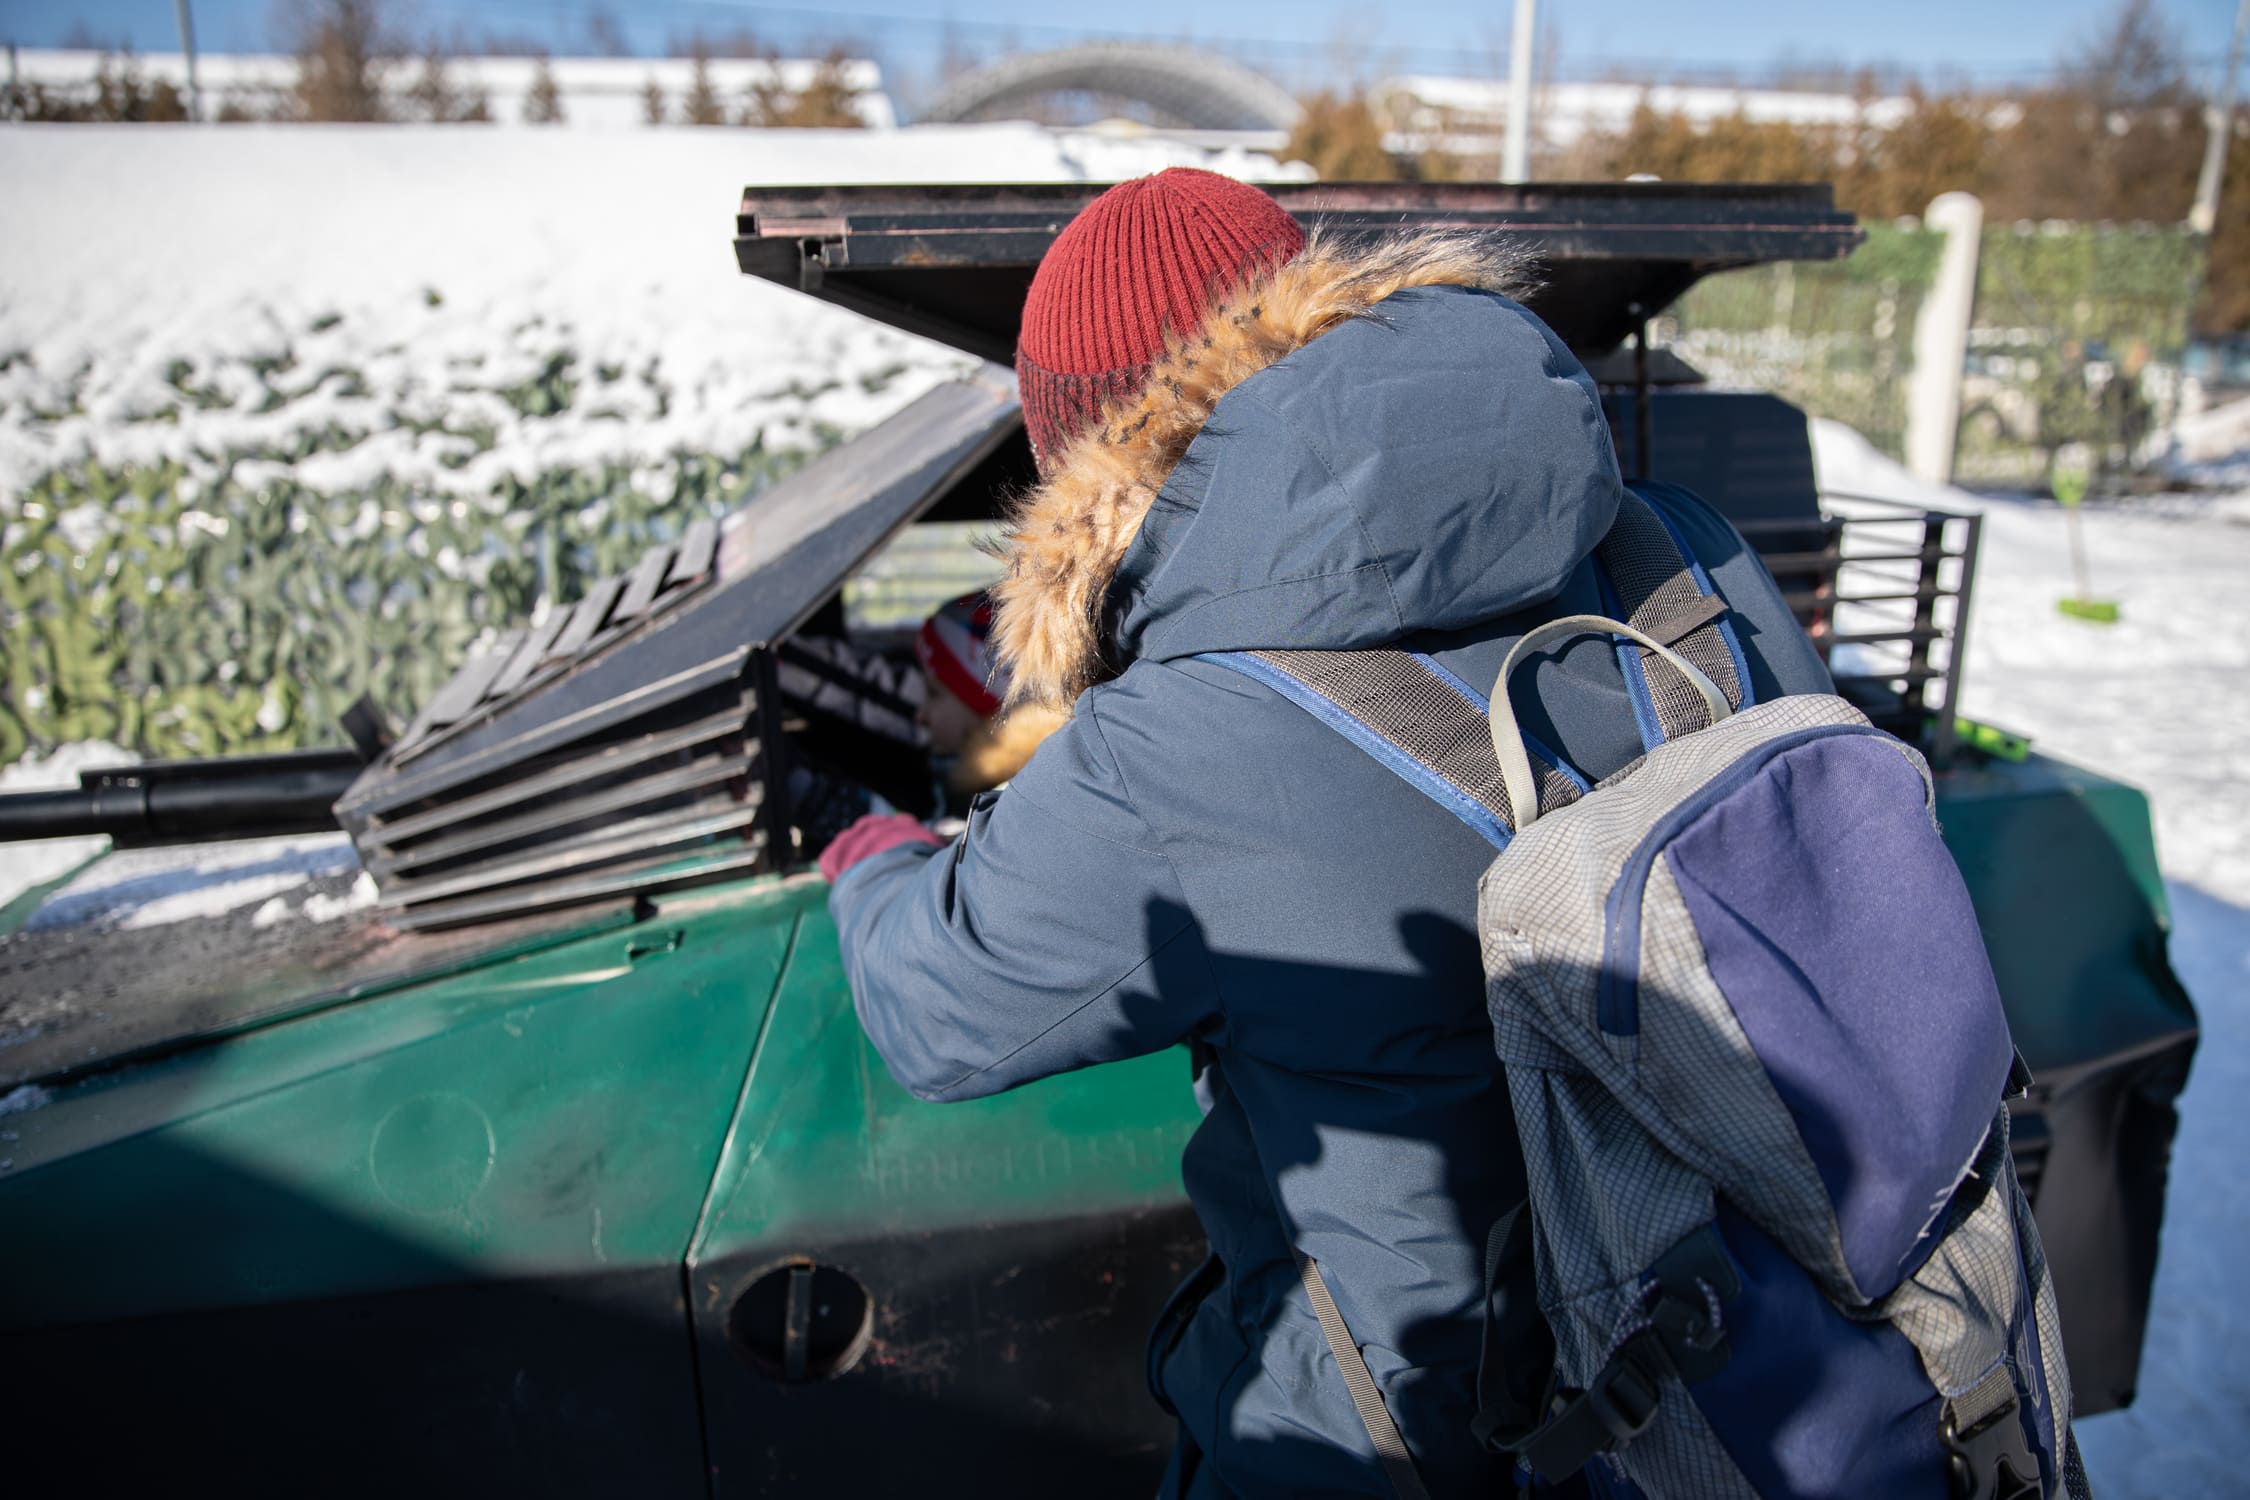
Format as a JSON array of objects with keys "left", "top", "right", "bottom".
[
  {"left": 1814, "top": 420, "right": 2249, "bottom": 1499},
  {"left": 0, "top": 123, "right": 2243, "bottom": 1494}
]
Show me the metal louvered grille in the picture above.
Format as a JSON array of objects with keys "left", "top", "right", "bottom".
[
  {"left": 328, "top": 370, "right": 1026, "bottom": 932},
  {"left": 338, "top": 524, "right": 775, "bottom": 932},
  {"left": 389, "top": 518, "right": 719, "bottom": 764},
  {"left": 350, "top": 672, "right": 774, "bottom": 931}
]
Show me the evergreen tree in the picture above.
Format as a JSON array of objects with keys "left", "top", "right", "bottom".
[
  {"left": 524, "top": 58, "right": 566, "bottom": 124},
  {"left": 683, "top": 49, "right": 726, "bottom": 126}
]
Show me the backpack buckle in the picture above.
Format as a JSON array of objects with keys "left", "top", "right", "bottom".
[
  {"left": 1516, "top": 1336, "right": 1664, "bottom": 1480},
  {"left": 1939, "top": 1388, "right": 2042, "bottom": 1500},
  {"left": 1582, "top": 1346, "right": 1662, "bottom": 1444}
]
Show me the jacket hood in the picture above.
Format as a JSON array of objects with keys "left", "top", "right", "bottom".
[
  {"left": 946, "top": 701, "right": 1068, "bottom": 796},
  {"left": 989, "top": 231, "right": 1624, "bottom": 709}
]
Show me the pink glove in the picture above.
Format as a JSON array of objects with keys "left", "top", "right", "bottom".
[{"left": 819, "top": 811, "right": 945, "bottom": 885}]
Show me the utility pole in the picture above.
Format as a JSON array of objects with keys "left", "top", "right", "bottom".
[
  {"left": 174, "top": 0, "right": 202, "bottom": 122},
  {"left": 2190, "top": 0, "right": 2250, "bottom": 235},
  {"left": 1501, "top": 0, "right": 1537, "bottom": 184}
]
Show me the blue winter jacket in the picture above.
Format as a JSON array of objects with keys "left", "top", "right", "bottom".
[{"left": 830, "top": 246, "right": 1832, "bottom": 1497}]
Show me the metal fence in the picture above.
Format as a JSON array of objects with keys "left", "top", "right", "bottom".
[{"left": 1660, "top": 220, "right": 2202, "bottom": 492}]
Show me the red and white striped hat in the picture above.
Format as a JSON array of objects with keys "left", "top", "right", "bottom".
[{"left": 914, "top": 591, "right": 1008, "bottom": 719}]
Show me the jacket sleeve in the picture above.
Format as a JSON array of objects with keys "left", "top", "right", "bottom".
[{"left": 826, "top": 701, "right": 1221, "bottom": 1102}]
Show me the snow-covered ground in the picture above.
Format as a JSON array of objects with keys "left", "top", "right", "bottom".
[
  {"left": 1814, "top": 419, "right": 2250, "bottom": 1499},
  {"left": 0, "top": 739, "right": 135, "bottom": 915}
]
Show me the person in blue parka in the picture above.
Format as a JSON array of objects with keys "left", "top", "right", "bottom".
[{"left": 817, "top": 169, "right": 1833, "bottom": 1497}]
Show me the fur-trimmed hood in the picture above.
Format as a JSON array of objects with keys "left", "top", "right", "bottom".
[
  {"left": 946, "top": 701, "right": 1069, "bottom": 796},
  {"left": 989, "top": 230, "right": 1626, "bottom": 710}
]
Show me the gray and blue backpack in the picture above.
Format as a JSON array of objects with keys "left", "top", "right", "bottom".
[{"left": 1208, "top": 489, "right": 2083, "bottom": 1500}]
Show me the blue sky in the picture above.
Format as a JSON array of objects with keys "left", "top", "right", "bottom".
[{"left": 4, "top": 0, "right": 2242, "bottom": 92}]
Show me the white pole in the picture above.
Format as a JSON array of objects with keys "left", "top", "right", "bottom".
[
  {"left": 2190, "top": 0, "right": 2250, "bottom": 235},
  {"left": 1502, "top": 0, "right": 1537, "bottom": 184},
  {"left": 174, "top": 0, "right": 202, "bottom": 122},
  {"left": 1905, "top": 192, "right": 1985, "bottom": 488}
]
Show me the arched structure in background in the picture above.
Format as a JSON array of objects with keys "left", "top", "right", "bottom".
[{"left": 921, "top": 44, "right": 1302, "bottom": 132}]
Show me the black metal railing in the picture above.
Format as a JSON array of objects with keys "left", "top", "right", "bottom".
[{"left": 1739, "top": 490, "right": 1982, "bottom": 764}]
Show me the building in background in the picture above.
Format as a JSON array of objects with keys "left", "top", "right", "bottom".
[
  {"left": 2, "top": 50, "right": 895, "bottom": 128},
  {"left": 1378, "top": 76, "right": 2023, "bottom": 163}
]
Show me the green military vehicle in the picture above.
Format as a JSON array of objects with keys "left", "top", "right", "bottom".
[{"left": 0, "top": 183, "right": 2198, "bottom": 1496}]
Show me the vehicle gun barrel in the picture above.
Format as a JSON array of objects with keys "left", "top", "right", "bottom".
[{"left": 0, "top": 748, "right": 362, "bottom": 847}]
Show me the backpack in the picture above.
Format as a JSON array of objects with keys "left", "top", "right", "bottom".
[{"left": 1203, "top": 488, "right": 2083, "bottom": 1500}]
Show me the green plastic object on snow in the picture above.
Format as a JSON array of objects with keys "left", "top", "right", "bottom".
[
  {"left": 2052, "top": 449, "right": 2123, "bottom": 624},
  {"left": 0, "top": 182, "right": 2198, "bottom": 1496}
]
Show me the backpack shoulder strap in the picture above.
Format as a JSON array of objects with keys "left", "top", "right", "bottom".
[
  {"left": 1196, "top": 487, "right": 1750, "bottom": 839},
  {"left": 1299, "top": 1255, "right": 1434, "bottom": 1500},
  {"left": 1596, "top": 487, "right": 1752, "bottom": 748},
  {"left": 1198, "top": 647, "right": 1586, "bottom": 849}
]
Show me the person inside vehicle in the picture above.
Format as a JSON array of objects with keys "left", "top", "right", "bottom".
[
  {"left": 911, "top": 589, "right": 1063, "bottom": 801},
  {"left": 818, "top": 169, "right": 1831, "bottom": 1496}
]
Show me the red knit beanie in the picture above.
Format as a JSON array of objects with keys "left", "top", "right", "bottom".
[{"left": 1016, "top": 168, "right": 1305, "bottom": 476}]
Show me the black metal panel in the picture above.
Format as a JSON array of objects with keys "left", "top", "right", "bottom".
[
  {"left": 369, "top": 754, "right": 753, "bottom": 877},
  {"left": 369, "top": 702, "right": 750, "bottom": 844},
  {"left": 1603, "top": 389, "right": 1824, "bottom": 531},
  {"left": 552, "top": 573, "right": 628, "bottom": 659},
  {"left": 614, "top": 540, "right": 679, "bottom": 625},
  {"left": 0, "top": 1266, "right": 708, "bottom": 1498},
  {"left": 693, "top": 1205, "right": 1206, "bottom": 1498},
  {"left": 734, "top": 181, "right": 1861, "bottom": 361},
  {"left": 385, "top": 846, "right": 770, "bottom": 931}
]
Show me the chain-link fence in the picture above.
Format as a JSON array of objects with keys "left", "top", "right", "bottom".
[{"left": 1658, "top": 219, "right": 2202, "bottom": 492}]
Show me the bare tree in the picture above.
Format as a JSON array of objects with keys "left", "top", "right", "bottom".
[
  {"left": 1282, "top": 91, "right": 1404, "bottom": 180},
  {"left": 1987, "top": 0, "right": 2200, "bottom": 223},
  {"left": 283, "top": 0, "right": 394, "bottom": 123},
  {"left": 641, "top": 75, "right": 667, "bottom": 125}
]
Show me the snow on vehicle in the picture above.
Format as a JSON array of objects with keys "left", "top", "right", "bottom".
[{"left": 0, "top": 181, "right": 2197, "bottom": 1496}]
